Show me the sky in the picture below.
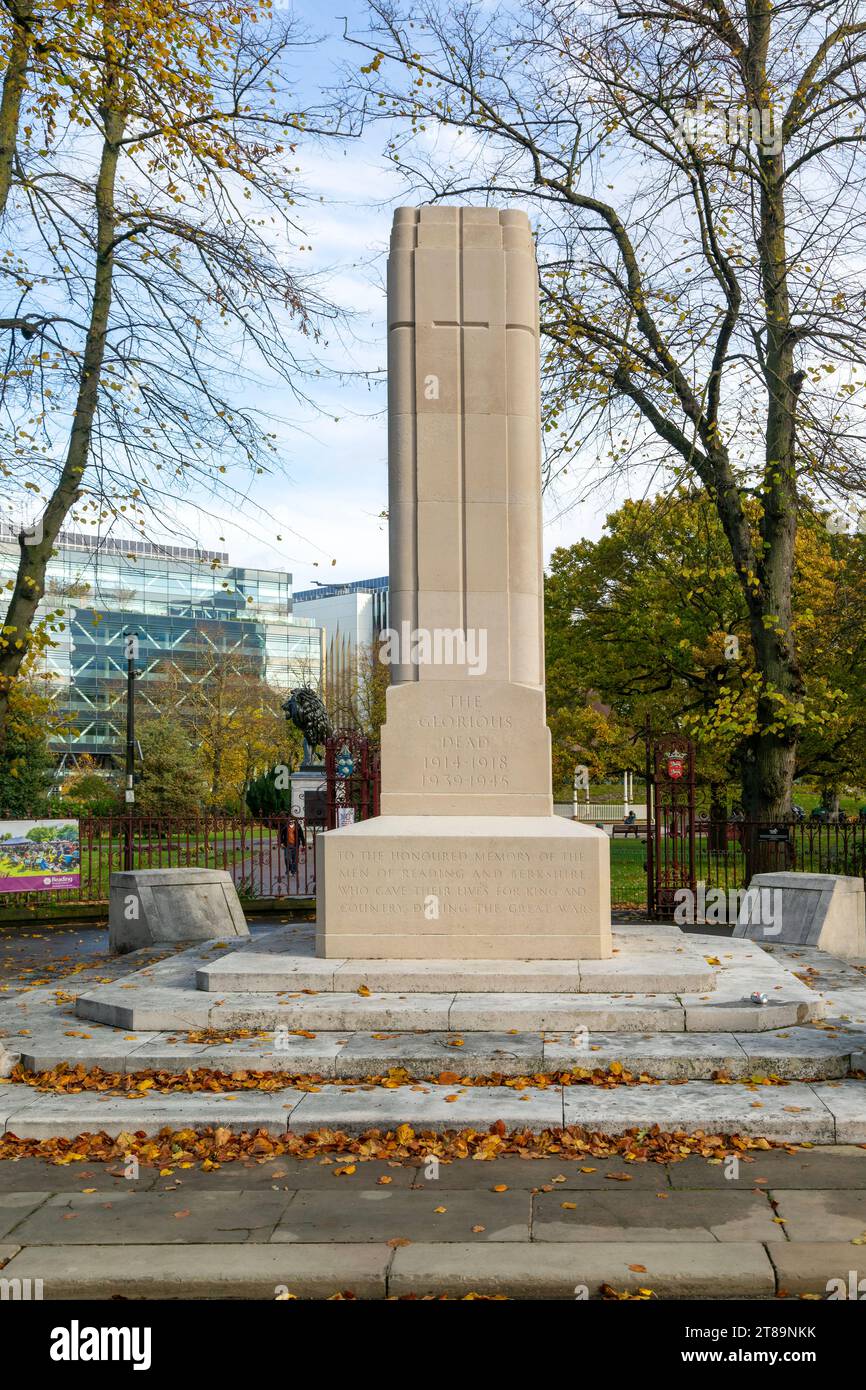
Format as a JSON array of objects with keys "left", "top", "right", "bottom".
[{"left": 185, "top": 0, "right": 622, "bottom": 588}]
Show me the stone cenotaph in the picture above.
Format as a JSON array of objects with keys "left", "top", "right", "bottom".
[{"left": 316, "top": 206, "right": 610, "bottom": 959}]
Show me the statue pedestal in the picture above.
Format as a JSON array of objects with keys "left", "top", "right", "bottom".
[
  {"left": 316, "top": 815, "right": 610, "bottom": 959},
  {"left": 290, "top": 768, "right": 326, "bottom": 821}
]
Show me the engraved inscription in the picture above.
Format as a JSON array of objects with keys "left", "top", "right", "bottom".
[
  {"left": 333, "top": 844, "right": 592, "bottom": 922},
  {"left": 418, "top": 693, "right": 512, "bottom": 788}
]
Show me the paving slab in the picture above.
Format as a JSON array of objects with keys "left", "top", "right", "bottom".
[
  {"left": 447, "top": 993, "right": 686, "bottom": 1032},
  {"left": 0, "top": 1157, "right": 158, "bottom": 1192},
  {"left": 768, "top": 1244, "right": 866, "bottom": 1298},
  {"left": 388, "top": 1240, "right": 776, "bottom": 1299},
  {"left": 734, "top": 1026, "right": 864, "bottom": 1079},
  {"left": 209, "top": 993, "right": 456, "bottom": 1032},
  {"left": 145, "top": 1036, "right": 344, "bottom": 1078},
  {"left": 532, "top": 1188, "right": 783, "bottom": 1242},
  {"left": 289, "top": 1083, "right": 563, "bottom": 1136},
  {"left": 562, "top": 1080, "right": 837, "bottom": 1141},
  {"left": 335, "top": 1032, "right": 544, "bottom": 1079},
  {"left": 10, "top": 1190, "right": 291, "bottom": 1245},
  {"left": 667, "top": 1146, "right": 866, "bottom": 1189},
  {"left": 2, "top": 1090, "right": 302, "bottom": 1139},
  {"left": 0, "top": 1242, "right": 391, "bottom": 1299},
  {"left": 16, "top": 1024, "right": 160, "bottom": 1073},
  {"left": 144, "top": 1157, "right": 419, "bottom": 1191},
  {"left": 271, "top": 1187, "right": 530, "bottom": 1243},
  {"left": 810, "top": 1081, "right": 866, "bottom": 1142},
  {"left": 819, "top": 989, "right": 866, "bottom": 1026},
  {"left": 0, "top": 1191, "right": 49, "bottom": 1240},
  {"left": 0, "top": 1243, "right": 19, "bottom": 1266},
  {"left": 770, "top": 1188, "right": 866, "bottom": 1241},
  {"left": 542, "top": 1032, "right": 745, "bottom": 1079},
  {"left": 680, "top": 970, "right": 824, "bottom": 1032},
  {"left": 77, "top": 984, "right": 211, "bottom": 1031},
  {"left": 408, "top": 1155, "right": 672, "bottom": 1190},
  {"left": 686, "top": 933, "right": 773, "bottom": 960}
]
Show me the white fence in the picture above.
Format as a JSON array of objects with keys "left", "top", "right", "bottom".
[{"left": 558, "top": 802, "right": 649, "bottom": 822}]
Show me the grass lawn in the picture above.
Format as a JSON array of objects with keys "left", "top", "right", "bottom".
[{"left": 609, "top": 839, "right": 648, "bottom": 908}]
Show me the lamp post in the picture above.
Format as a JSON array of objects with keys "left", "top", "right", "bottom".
[{"left": 123, "top": 629, "right": 138, "bottom": 870}]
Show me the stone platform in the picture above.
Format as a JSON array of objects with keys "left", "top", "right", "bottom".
[
  {"left": 67, "top": 925, "right": 825, "bottom": 1034},
  {"left": 2, "top": 922, "right": 865, "bottom": 1146}
]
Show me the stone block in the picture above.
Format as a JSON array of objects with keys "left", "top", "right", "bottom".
[
  {"left": 388, "top": 1241, "right": 776, "bottom": 1299},
  {"left": 0, "top": 1243, "right": 391, "bottom": 1299},
  {"left": 315, "top": 814, "right": 611, "bottom": 960},
  {"left": 733, "top": 871, "right": 866, "bottom": 959},
  {"left": 109, "top": 868, "right": 249, "bottom": 954}
]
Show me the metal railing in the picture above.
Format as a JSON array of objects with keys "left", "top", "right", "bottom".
[
  {"left": 5, "top": 812, "right": 866, "bottom": 915},
  {"left": 689, "top": 816, "right": 866, "bottom": 894},
  {"left": 0, "top": 815, "right": 320, "bottom": 910}
]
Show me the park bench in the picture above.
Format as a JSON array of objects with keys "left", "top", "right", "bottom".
[{"left": 612, "top": 820, "right": 648, "bottom": 839}]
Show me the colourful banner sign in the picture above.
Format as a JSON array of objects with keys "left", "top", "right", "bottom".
[{"left": 0, "top": 819, "right": 80, "bottom": 894}]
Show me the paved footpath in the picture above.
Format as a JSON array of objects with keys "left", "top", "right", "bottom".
[{"left": 2, "top": 1145, "right": 866, "bottom": 1299}]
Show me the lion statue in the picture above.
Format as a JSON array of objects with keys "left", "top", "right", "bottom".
[{"left": 282, "top": 687, "right": 333, "bottom": 767}]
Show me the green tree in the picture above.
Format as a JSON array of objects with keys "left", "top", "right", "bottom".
[
  {"left": 135, "top": 719, "right": 208, "bottom": 815},
  {"left": 59, "top": 761, "right": 122, "bottom": 816},
  {"left": 245, "top": 766, "right": 292, "bottom": 818},
  {"left": 0, "top": 0, "right": 345, "bottom": 748},
  {"left": 0, "top": 673, "right": 55, "bottom": 815},
  {"left": 546, "top": 489, "right": 864, "bottom": 804}
]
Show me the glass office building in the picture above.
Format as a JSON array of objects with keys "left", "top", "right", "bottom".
[
  {"left": 293, "top": 576, "right": 390, "bottom": 634},
  {"left": 0, "top": 528, "right": 324, "bottom": 767}
]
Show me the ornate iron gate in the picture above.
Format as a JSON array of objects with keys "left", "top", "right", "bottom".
[
  {"left": 324, "top": 730, "right": 381, "bottom": 829},
  {"left": 646, "top": 733, "right": 697, "bottom": 918}
]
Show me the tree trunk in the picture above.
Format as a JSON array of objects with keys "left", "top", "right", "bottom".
[
  {"left": 0, "top": 0, "right": 32, "bottom": 219},
  {"left": 0, "top": 41, "right": 126, "bottom": 750},
  {"left": 708, "top": 782, "right": 728, "bottom": 856},
  {"left": 737, "top": 10, "right": 804, "bottom": 820}
]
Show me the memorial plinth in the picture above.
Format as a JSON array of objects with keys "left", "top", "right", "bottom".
[{"left": 317, "top": 206, "right": 611, "bottom": 959}]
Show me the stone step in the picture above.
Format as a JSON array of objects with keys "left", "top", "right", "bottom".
[
  {"left": 0, "top": 1240, "right": 777, "bottom": 1299},
  {"left": 195, "top": 944, "right": 718, "bottom": 996},
  {"left": 75, "top": 981, "right": 824, "bottom": 1034},
  {"left": 2, "top": 1078, "right": 864, "bottom": 1143},
  {"left": 11, "top": 1026, "right": 866, "bottom": 1082}
]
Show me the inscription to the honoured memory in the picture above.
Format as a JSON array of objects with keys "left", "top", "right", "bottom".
[
  {"left": 335, "top": 844, "right": 591, "bottom": 921},
  {"left": 316, "top": 206, "right": 611, "bottom": 960}
]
